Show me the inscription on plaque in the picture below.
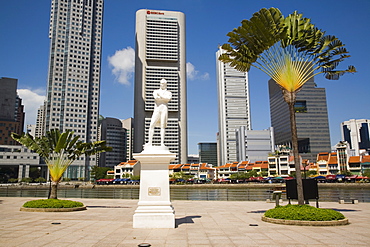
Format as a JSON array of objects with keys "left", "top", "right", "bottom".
[{"left": 148, "top": 187, "right": 161, "bottom": 196}]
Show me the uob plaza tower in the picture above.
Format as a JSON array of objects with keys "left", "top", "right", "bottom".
[{"left": 134, "top": 9, "right": 188, "bottom": 164}]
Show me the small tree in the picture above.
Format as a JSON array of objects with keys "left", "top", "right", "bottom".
[
  {"left": 219, "top": 8, "right": 355, "bottom": 204},
  {"left": 12, "top": 129, "right": 112, "bottom": 199}
]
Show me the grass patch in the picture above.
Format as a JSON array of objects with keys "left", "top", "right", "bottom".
[
  {"left": 264, "top": 204, "right": 345, "bottom": 221},
  {"left": 23, "top": 199, "right": 84, "bottom": 208}
]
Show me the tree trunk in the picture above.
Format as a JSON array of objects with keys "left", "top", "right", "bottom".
[
  {"left": 49, "top": 181, "right": 58, "bottom": 199},
  {"left": 284, "top": 91, "right": 304, "bottom": 205}
]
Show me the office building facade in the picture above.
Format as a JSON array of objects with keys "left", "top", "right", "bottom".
[
  {"left": 44, "top": 0, "right": 104, "bottom": 179},
  {"left": 216, "top": 48, "right": 251, "bottom": 166},
  {"left": 98, "top": 117, "right": 126, "bottom": 167},
  {"left": 236, "top": 126, "right": 275, "bottom": 162},
  {"left": 341, "top": 119, "right": 370, "bottom": 156},
  {"left": 134, "top": 9, "right": 187, "bottom": 164},
  {"left": 198, "top": 142, "right": 218, "bottom": 166},
  {"left": 268, "top": 78, "right": 331, "bottom": 161},
  {"left": 121, "top": 118, "right": 134, "bottom": 161},
  {"left": 0, "top": 77, "right": 25, "bottom": 145}
]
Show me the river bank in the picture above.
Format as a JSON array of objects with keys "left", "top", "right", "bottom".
[{"left": 1, "top": 182, "right": 369, "bottom": 189}]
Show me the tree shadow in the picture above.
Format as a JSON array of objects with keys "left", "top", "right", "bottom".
[{"left": 175, "top": 215, "right": 201, "bottom": 227}]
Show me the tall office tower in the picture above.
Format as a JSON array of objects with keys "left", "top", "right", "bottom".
[
  {"left": 35, "top": 104, "right": 45, "bottom": 138},
  {"left": 341, "top": 119, "right": 370, "bottom": 156},
  {"left": 236, "top": 126, "right": 275, "bottom": 163},
  {"left": 0, "top": 77, "right": 25, "bottom": 145},
  {"left": 44, "top": 0, "right": 104, "bottom": 179},
  {"left": 269, "top": 78, "right": 331, "bottom": 161},
  {"left": 98, "top": 117, "right": 126, "bottom": 167},
  {"left": 216, "top": 48, "right": 251, "bottom": 166},
  {"left": 134, "top": 9, "right": 188, "bottom": 164},
  {"left": 121, "top": 118, "right": 134, "bottom": 161}
]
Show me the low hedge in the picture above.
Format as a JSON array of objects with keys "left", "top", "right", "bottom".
[
  {"left": 264, "top": 204, "right": 345, "bottom": 221},
  {"left": 23, "top": 199, "right": 84, "bottom": 208}
]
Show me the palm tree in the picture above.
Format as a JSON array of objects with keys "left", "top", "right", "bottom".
[
  {"left": 11, "top": 129, "right": 112, "bottom": 199},
  {"left": 219, "top": 8, "right": 355, "bottom": 204}
]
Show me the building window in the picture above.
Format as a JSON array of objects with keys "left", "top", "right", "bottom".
[{"left": 294, "top": 101, "right": 307, "bottom": 113}]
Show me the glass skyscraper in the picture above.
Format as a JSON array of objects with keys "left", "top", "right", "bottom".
[
  {"left": 268, "top": 78, "right": 331, "bottom": 162},
  {"left": 341, "top": 119, "right": 370, "bottom": 156}
]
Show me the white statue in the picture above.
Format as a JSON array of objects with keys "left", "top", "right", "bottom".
[{"left": 147, "top": 78, "right": 172, "bottom": 147}]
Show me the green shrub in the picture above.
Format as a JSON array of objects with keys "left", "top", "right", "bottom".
[
  {"left": 23, "top": 199, "right": 84, "bottom": 208},
  {"left": 8, "top": 178, "right": 18, "bottom": 183},
  {"left": 34, "top": 177, "right": 47, "bottom": 183},
  {"left": 264, "top": 204, "right": 345, "bottom": 221},
  {"left": 21, "top": 177, "right": 33, "bottom": 183}
]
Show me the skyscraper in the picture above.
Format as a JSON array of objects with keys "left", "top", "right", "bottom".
[
  {"left": 216, "top": 47, "right": 251, "bottom": 166},
  {"left": 98, "top": 117, "right": 126, "bottom": 167},
  {"left": 198, "top": 142, "right": 218, "bottom": 166},
  {"left": 133, "top": 9, "right": 187, "bottom": 164},
  {"left": 0, "top": 77, "right": 25, "bottom": 145},
  {"left": 341, "top": 119, "right": 370, "bottom": 156},
  {"left": 269, "top": 78, "right": 331, "bottom": 161},
  {"left": 44, "top": 0, "right": 104, "bottom": 179},
  {"left": 121, "top": 118, "right": 134, "bottom": 161}
]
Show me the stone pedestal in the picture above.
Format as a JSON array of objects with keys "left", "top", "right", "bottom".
[{"left": 133, "top": 146, "right": 176, "bottom": 228}]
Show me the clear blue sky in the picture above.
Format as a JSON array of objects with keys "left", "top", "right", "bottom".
[{"left": 1, "top": 0, "right": 369, "bottom": 155}]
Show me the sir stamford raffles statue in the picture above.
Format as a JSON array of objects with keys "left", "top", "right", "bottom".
[{"left": 146, "top": 78, "right": 172, "bottom": 147}]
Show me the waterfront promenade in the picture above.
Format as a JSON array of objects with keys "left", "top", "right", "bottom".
[{"left": 1, "top": 197, "right": 369, "bottom": 247}]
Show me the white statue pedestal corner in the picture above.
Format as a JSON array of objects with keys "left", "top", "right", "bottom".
[{"left": 132, "top": 145, "right": 176, "bottom": 228}]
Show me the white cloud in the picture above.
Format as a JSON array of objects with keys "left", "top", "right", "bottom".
[
  {"left": 107, "top": 47, "right": 135, "bottom": 85},
  {"left": 17, "top": 89, "right": 45, "bottom": 127},
  {"left": 186, "top": 62, "right": 209, "bottom": 81}
]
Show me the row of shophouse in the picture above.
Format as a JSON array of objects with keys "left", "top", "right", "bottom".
[{"left": 112, "top": 152, "right": 370, "bottom": 181}]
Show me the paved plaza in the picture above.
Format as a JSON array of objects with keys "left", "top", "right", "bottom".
[{"left": 0, "top": 197, "right": 369, "bottom": 246}]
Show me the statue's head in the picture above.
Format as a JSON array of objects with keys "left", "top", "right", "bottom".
[{"left": 160, "top": 78, "right": 167, "bottom": 89}]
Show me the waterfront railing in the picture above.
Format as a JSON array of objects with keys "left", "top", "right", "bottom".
[{"left": 0, "top": 185, "right": 369, "bottom": 202}]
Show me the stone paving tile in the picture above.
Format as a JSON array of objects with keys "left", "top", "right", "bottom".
[{"left": 1, "top": 197, "right": 370, "bottom": 247}]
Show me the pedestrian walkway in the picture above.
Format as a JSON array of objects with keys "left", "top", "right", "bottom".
[{"left": 1, "top": 197, "right": 369, "bottom": 246}]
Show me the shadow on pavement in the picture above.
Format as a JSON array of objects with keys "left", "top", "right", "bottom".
[
  {"left": 326, "top": 208, "right": 360, "bottom": 212},
  {"left": 176, "top": 215, "right": 201, "bottom": 227}
]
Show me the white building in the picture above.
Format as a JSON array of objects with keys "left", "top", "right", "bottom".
[
  {"left": 0, "top": 145, "right": 42, "bottom": 181},
  {"left": 267, "top": 146, "right": 296, "bottom": 176},
  {"left": 114, "top": 160, "right": 141, "bottom": 179},
  {"left": 216, "top": 47, "right": 251, "bottom": 165},
  {"left": 44, "top": 0, "right": 104, "bottom": 179},
  {"left": 121, "top": 118, "right": 134, "bottom": 161},
  {"left": 133, "top": 9, "right": 187, "bottom": 164},
  {"left": 236, "top": 126, "right": 275, "bottom": 162},
  {"left": 341, "top": 119, "right": 370, "bottom": 156},
  {"left": 26, "top": 125, "right": 36, "bottom": 138},
  {"left": 35, "top": 104, "right": 45, "bottom": 138}
]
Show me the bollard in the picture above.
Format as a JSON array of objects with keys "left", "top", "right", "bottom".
[{"left": 273, "top": 191, "right": 282, "bottom": 207}]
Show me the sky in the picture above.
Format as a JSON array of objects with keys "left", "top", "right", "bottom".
[{"left": 1, "top": 0, "right": 369, "bottom": 155}]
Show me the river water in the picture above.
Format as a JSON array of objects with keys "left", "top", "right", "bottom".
[{"left": 1, "top": 185, "right": 369, "bottom": 202}]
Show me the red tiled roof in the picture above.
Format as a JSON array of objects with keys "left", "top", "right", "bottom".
[
  {"left": 349, "top": 156, "right": 361, "bottom": 163},
  {"left": 317, "top": 152, "right": 329, "bottom": 161},
  {"left": 328, "top": 156, "right": 337, "bottom": 164},
  {"left": 260, "top": 162, "right": 269, "bottom": 169},
  {"left": 362, "top": 155, "right": 370, "bottom": 163}
]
